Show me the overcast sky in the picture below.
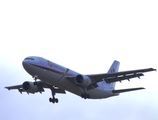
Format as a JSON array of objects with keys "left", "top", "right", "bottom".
[{"left": 0, "top": 0, "right": 158, "bottom": 120}]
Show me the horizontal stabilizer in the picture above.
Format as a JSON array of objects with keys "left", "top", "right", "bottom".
[{"left": 112, "top": 87, "right": 145, "bottom": 94}]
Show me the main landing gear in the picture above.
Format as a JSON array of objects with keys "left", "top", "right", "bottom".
[
  {"left": 81, "top": 87, "right": 90, "bottom": 99},
  {"left": 49, "top": 88, "right": 59, "bottom": 104},
  {"left": 49, "top": 97, "right": 58, "bottom": 103},
  {"left": 81, "top": 93, "right": 90, "bottom": 99},
  {"left": 32, "top": 75, "right": 59, "bottom": 104}
]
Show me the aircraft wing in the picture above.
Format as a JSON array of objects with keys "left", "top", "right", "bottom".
[
  {"left": 87, "top": 68, "right": 156, "bottom": 83},
  {"left": 5, "top": 85, "right": 26, "bottom": 93},
  {"left": 5, "top": 85, "right": 22, "bottom": 90},
  {"left": 5, "top": 81, "right": 66, "bottom": 94}
]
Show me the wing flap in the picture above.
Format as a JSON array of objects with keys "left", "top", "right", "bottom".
[
  {"left": 105, "top": 73, "right": 144, "bottom": 83},
  {"left": 87, "top": 68, "right": 156, "bottom": 83}
]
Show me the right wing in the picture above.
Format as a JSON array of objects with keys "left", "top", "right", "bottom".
[
  {"left": 66, "top": 68, "right": 156, "bottom": 90},
  {"left": 5, "top": 81, "right": 66, "bottom": 94},
  {"left": 5, "top": 85, "right": 25, "bottom": 94},
  {"left": 5, "top": 85, "right": 22, "bottom": 90}
]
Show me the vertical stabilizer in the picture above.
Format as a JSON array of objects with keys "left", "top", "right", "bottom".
[{"left": 107, "top": 60, "right": 120, "bottom": 89}]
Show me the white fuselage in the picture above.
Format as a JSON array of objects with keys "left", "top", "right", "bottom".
[{"left": 22, "top": 56, "right": 115, "bottom": 99}]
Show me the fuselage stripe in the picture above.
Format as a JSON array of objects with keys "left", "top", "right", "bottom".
[{"left": 31, "top": 64, "right": 74, "bottom": 77}]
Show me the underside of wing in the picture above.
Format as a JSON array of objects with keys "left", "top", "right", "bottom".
[{"left": 87, "top": 68, "right": 156, "bottom": 83}]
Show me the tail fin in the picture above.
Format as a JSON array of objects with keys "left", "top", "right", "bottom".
[
  {"left": 107, "top": 60, "right": 120, "bottom": 89},
  {"left": 107, "top": 60, "right": 120, "bottom": 73}
]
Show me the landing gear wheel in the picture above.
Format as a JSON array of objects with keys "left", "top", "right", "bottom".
[
  {"left": 33, "top": 82, "right": 38, "bottom": 85},
  {"left": 49, "top": 98, "right": 59, "bottom": 103},
  {"left": 87, "top": 94, "right": 90, "bottom": 98},
  {"left": 49, "top": 98, "right": 52, "bottom": 102},
  {"left": 81, "top": 93, "right": 90, "bottom": 99},
  {"left": 55, "top": 98, "right": 59, "bottom": 103},
  {"left": 52, "top": 99, "right": 55, "bottom": 103},
  {"left": 81, "top": 94, "right": 84, "bottom": 98}
]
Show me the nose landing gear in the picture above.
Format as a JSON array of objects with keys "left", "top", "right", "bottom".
[
  {"left": 33, "top": 75, "right": 38, "bottom": 81},
  {"left": 33, "top": 75, "right": 38, "bottom": 85}
]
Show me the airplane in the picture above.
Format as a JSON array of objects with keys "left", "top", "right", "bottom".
[{"left": 5, "top": 56, "right": 156, "bottom": 104}]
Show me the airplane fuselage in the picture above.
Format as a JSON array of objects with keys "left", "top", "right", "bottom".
[{"left": 22, "top": 56, "right": 115, "bottom": 99}]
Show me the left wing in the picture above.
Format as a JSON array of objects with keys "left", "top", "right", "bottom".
[{"left": 87, "top": 68, "right": 156, "bottom": 83}]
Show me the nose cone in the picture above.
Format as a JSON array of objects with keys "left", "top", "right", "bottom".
[
  {"left": 22, "top": 60, "right": 26, "bottom": 66},
  {"left": 22, "top": 59, "right": 30, "bottom": 70},
  {"left": 22, "top": 57, "right": 35, "bottom": 67},
  {"left": 22, "top": 57, "right": 35, "bottom": 75}
]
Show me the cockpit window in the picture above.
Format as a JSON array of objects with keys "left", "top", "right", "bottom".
[{"left": 24, "top": 58, "right": 34, "bottom": 60}]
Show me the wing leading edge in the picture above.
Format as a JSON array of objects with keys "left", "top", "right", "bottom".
[{"left": 5, "top": 85, "right": 22, "bottom": 90}]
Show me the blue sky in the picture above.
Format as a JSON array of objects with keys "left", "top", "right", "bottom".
[{"left": 0, "top": 0, "right": 158, "bottom": 120}]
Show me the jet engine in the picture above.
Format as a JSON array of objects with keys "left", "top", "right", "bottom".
[
  {"left": 22, "top": 81, "right": 38, "bottom": 94},
  {"left": 75, "top": 74, "right": 92, "bottom": 87}
]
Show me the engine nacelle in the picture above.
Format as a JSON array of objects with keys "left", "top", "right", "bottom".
[
  {"left": 22, "top": 81, "right": 38, "bottom": 94},
  {"left": 75, "top": 74, "right": 92, "bottom": 87}
]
